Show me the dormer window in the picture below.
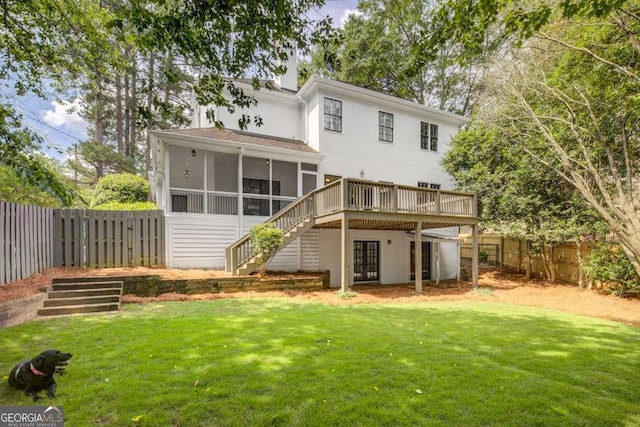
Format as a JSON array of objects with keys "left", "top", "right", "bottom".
[{"left": 324, "top": 97, "right": 342, "bottom": 132}]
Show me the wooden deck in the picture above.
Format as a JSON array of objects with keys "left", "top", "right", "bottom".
[{"left": 226, "top": 178, "right": 480, "bottom": 289}]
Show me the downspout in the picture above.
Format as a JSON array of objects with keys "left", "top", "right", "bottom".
[{"left": 297, "top": 95, "right": 308, "bottom": 144}]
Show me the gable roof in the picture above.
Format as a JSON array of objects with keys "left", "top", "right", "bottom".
[{"left": 152, "top": 127, "right": 320, "bottom": 156}]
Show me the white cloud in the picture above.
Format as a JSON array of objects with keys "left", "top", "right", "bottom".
[
  {"left": 339, "top": 8, "right": 363, "bottom": 27},
  {"left": 41, "top": 98, "right": 88, "bottom": 135}
]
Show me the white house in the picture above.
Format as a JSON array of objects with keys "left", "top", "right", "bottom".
[{"left": 150, "top": 63, "right": 480, "bottom": 290}]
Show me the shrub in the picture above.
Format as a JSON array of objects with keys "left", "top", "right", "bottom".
[
  {"left": 250, "top": 223, "right": 284, "bottom": 277},
  {"left": 584, "top": 243, "right": 640, "bottom": 297},
  {"left": 91, "top": 173, "right": 149, "bottom": 207},
  {"left": 92, "top": 201, "right": 157, "bottom": 211}
]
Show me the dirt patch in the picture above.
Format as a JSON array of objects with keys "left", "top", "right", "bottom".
[{"left": 2, "top": 267, "right": 640, "bottom": 327}]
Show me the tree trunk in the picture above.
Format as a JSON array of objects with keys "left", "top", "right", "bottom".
[
  {"left": 145, "top": 53, "right": 155, "bottom": 174},
  {"left": 524, "top": 241, "right": 532, "bottom": 280},
  {"left": 124, "top": 73, "right": 131, "bottom": 158},
  {"left": 129, "top": 63, "right": 138, "bottom": 158},
  {"left": 94, "top": 75, "right": 105, "bottom": 180},
  {"left": 115, "top": 73, "right": 124, "bottom": 153}
]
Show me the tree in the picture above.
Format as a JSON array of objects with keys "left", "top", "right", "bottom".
[
  {"left": 3, "top": 0, "right": 331, "bottom": 204},
  {"left": 303, "top": 0, "right": 502, "bottom": 115},
  {"left": 443, "top": 122, "right": 606, "bottom": 281},
  {"left": 433, "top": 0, "right": 640, "bottom": 276}
]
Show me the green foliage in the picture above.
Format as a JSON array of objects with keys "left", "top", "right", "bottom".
[
  {"left": 305, "top": 0, "right": 493, "bottom": 115},
  {"left": 249, "top": 223, "right": 284, "bottom": 276},
  {"left": 0, "top": 106, "right": 77, "bottom": 206},
  {"left": 585, "top": 243, "right": 640, "bottom": 297},
  {"left": 91, "top": 173, "right": 149, "bottom": 207},
  {"left": 92, "top": 201, "right": 157, "bottom": 211}
]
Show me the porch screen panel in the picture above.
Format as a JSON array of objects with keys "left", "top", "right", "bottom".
[
  {"left": 206, "top": 152, "right": 238, "bottom": 215},
  {"left": 169, "top": 146, "right": 204, "bottom": 213},
  {"left": 243, "top": 157, "right": 271, "bottom": 216}
]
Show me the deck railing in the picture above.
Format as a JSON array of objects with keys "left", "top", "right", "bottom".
[{"left": 226, "top": 178, "right": 476, "bottom": 273}]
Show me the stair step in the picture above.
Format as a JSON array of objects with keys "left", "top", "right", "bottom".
[
  {"left": 43, "top": 295, "right": 121, "bottom": 307},
  {"left": 51, "top": 281, "right": 123, "bottom": 292},
  {"left": 48, "top": 288, "right": 122, "bottom": 299},
  {"left": 38, "top": 302, "right": 120, "bottom": 316}
]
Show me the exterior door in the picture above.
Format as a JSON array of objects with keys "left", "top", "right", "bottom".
[
  {"left": 410, "top": 241, "right": 431, "bottom": 280},
  {"left": 353, "top": 241, "right": 380, "bottom": 282}
]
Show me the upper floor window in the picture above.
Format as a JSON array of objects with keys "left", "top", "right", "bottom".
[
  {"left": 379, "top": 111, "right": 394, "bottom": 142},
  {"left": 420, "top": 122, "right": 439, "bottom": 151},
  {"left": 418, "top": 182, "right": 441, "bottom": 190},
  {"left": 324, "top": 97, "right": 342, "bottom": 132}
]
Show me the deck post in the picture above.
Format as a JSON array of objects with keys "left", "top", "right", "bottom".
[
  {"left": 472, "top": 223, "right": 479, "bottom": 288},
  {"left": 415, "top": 221, "right": 422, "bottom": 294},
  {"left": 435, "top": 242, "right": 440, "bottom": 284},
  {"left": 341, "top": 215, "right": 350, "bottom": 293}
]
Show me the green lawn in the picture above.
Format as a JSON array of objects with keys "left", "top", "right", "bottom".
[{"left": 1, "top": 299, "right": 640, "bottom": 426}]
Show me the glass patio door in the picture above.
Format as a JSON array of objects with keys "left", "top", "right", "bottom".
[
  {"left": 410, "top": 241, "right": 431, "bottom": 280},
  {"left": 353, "top": 241, "right": 380, "bottom": 282}
]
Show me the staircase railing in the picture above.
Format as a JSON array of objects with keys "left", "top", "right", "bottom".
[{"left": 225, "top": 190, "right": 317, "bottom": 273}]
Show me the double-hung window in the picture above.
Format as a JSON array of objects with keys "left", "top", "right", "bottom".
[
  {"left": 379, "top": 111, "right": 394, "bottom": 142},
  {"left": 324, "top": 97, "right": 342, "bottom": 132},
  {"left": 420, "top": 122, "right": 439, "bottom": 152}
]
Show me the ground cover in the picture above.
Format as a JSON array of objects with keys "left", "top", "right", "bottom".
[{"left": 1, "top": 299, "right": 639, "bottom": 426}]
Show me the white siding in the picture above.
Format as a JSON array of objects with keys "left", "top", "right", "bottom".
[
  {"left": 313, "top": 88, "right": 459, "bottom": 189},
  {"left": 166, "top": 215, "right": 239, "bottom": 268},
  {"left": 300, "top": 229, "right": 320, "bottom": 271},
  {"left": 204, "top": 92, "right": 305, "bottom": 141}
]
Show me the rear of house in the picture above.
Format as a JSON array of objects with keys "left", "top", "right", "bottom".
[{"left": 151, "top": 73, "right": 476, "bottom": 288}]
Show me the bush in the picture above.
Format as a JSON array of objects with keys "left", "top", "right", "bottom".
[
  {"left": 92, "top": 201, "right": 157, "bottom": 211},
  {"left": 250, "top": 223, "right": 284, "bottom": 277},
  {"left": 584, "top": 243, "right": 640, "bottom": 297},
  {"left": 91, "top": 173, "right": 149, "bottom": 207}
]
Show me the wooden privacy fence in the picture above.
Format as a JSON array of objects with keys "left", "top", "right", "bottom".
[
  {"left": 461, "top": 233, "right": 590, "bottom": 285},
  {"left": 53, "top": 209, "right": 165, "bottom": 269},
  {"left": 1, "top": 201, "right": 165, "bottom": 286},
  {"left": 1, "top": 201, "right": 55, "bottom": 286}
]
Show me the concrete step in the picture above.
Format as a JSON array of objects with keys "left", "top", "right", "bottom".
[
  {"left": 43, "top": 295, "right": 121, "bottom": 308},
  {"left": 51, "top": 281, "right": 123, "bottom": 292},
  {"left": 38, "top": 302, "right": 120, "bottom": 317}
]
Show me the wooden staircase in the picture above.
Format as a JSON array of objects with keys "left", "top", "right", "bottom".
[
  {"left": 38, "top": 281, "right": 123, "bottom": 317},
  {"left": 226, "top": 192, "right": 317, "bottom": 275}
]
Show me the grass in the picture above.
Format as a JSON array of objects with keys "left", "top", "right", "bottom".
[{"left": 1, "top": 299, "right": 640, "bottom": 426}]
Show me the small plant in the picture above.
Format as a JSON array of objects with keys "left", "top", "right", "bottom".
[
  {"left": 250, "top": 223, "right": 284, "bottom": 277},
  {"left": 472, "top": 287, "right": 495, "bottom": 296},
  {"left": 335, "top": 289, "right": 357, "bottom": 299},
  {"left": 479, "top": 248, "right": 489, "bottom": 263}
]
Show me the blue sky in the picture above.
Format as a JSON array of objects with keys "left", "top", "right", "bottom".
[{"left": 17, "top": 0, "right": 359, "bottom": 161}]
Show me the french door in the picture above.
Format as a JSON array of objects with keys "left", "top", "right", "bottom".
[
  {"left": 353, "top": 241, "right": 380, "bottom": 282},
  {"left": 410, "top": 241, "right": 431, "bottom": 280}
]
